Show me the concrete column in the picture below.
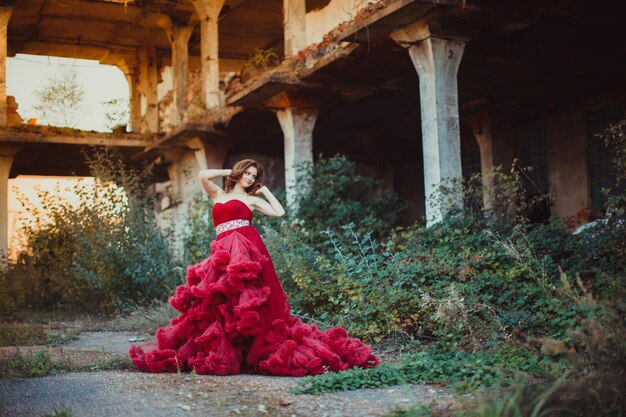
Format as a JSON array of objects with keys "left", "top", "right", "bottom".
[
  {"left": 276, "top": 107, "right": 318, "bottom": 208},
  {"left": 159, "top": 16, "right": 194, "bottom": 126},
  {"left": 467, "top": 112, "right": 495, "bottom": 210},
  {"left": 283, "top": 0, "right": 307, "bottom": 57},
  {"left": 138, "top": 47, "right": 159, "bottom": 133},
  {"left": 126, "top": 69, "right": 142, "bottom": 132},
  {"left": 0, "top": 7, "right": 13, "bottom": 127},
  {"left": 392, "top": 20, "right": 465, "bottom": 225},
  {"left": 187, "top": 137, "right": 229, "bottom": 187},
  {"left": 0, "top": 145, "right": 18, "bottom": 268},
  {"left": 190, "top": 0, "right": 225, "bottom": 109},
  {"left": 546, "top": 109, "right": 589, "bottom": 220}
]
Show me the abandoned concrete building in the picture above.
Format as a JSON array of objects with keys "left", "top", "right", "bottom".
[{"left": 1, "top": 0, "right": 625, "bottom": 260}]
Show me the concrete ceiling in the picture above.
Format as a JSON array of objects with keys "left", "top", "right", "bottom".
[
  {"left": 6, "top": 0, "right": 626, "bottom": 178},
  {"left": 8, "top": 0, "right": 286, "bottom": 70}
]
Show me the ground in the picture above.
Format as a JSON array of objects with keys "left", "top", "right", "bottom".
[{"left": 0, "top": 331, "right": 459, "bottom": 417}]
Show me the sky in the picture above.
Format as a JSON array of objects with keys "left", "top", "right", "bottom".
[{"left": 7, "top": 54, "right": 130, "bottom": 132}]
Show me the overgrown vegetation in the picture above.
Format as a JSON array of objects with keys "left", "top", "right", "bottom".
[
  {"left": 240, "top": 48, "right": 281, "bottom": 82},
  {"left": 1, "top": 113, "right": 624, "bottom": 416},
  {"left": 181, "top": 194, "right": 216, "bottom": 265},
  {"left": 0, "top": 349, "right": 71, "bottom": 378},
  {"left": 261, "top": 155, "right": 409, "bottom": 312},
  {"left": 0, "top": 148, "right": 182, "bottom": 315},
  {"left": 264, "top": 124, "right": 625, "bottom": 404},
  {"left": 0, "top": 322, "right": 80, "bottom": 347},
  {"left": 0, "top": 349, "right": 134, "bottom": 378},
  {"left": 292, "top": 346, "right": 566, "bottom": 395}
]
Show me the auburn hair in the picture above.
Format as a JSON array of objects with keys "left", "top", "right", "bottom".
[{"left": 224, "top": 159, "right": 264, "bottom": 194}]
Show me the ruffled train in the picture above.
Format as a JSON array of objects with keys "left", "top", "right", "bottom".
[{"left": 129, "top": 229, "right": 379, "bottom": 376}]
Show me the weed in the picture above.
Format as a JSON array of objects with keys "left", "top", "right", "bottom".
[
  {"left": 0, "top": 349, "right": 71, "bottom": 378},
  {"left": 43, "top": 407, "right": 74, "bottom": 417},
  {"left": 291, "top": 348, "right": 565, "bottom": 395},
  {"left": 81, "top": 355, "right": 133, "bottom": 372}
]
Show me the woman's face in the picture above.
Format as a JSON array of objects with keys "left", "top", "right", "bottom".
[{"left": 238, "top": 166, "right": 258, "bottom": 189}]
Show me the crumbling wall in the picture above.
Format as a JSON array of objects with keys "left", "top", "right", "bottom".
[{"left": 305, "top": 0, "right": 375, "bottom": 46}]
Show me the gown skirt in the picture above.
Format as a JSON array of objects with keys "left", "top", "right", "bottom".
[{"left": 129, "top": 199, "right": 379, "bottom": 376}]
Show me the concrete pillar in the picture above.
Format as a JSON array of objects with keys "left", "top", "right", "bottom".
[
  {"left": 187, "top": 137, "right": 229, "bottom": 187},
  {"left": 392, "top": 20, "right": 465, "bottom": 225},
  {"left": 138, "top": 47, "right": 159, "bottom": 133},
  {"left": 0, "top": 7, "right": 13, "bottom": 127},
  {"left": 190, "top": 0, "right": 225, "bottom": 109},
  {"left": 276, "top": 107, "right": 318, "bottom": 208},
  {"left": 126, "top": 69, "right": 142, "bottom": 132},
  {"left": 546, "top": 109, "right": 589, "bottom": 220},
  {"left": 467, "top": 112, "right": 495, "bottom": 210},
  {"left": 159, "top": 16, "right": 194, "bottom": 126},
  {"left": 283, "top": 0, "right": 307, "bottom": 57},
  {"left": 0, "top": 145, "right": 18, "bottom": 268}
]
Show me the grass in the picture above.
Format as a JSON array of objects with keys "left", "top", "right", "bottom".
[
  {"left": 77, "top": 355, "right": 134, "bottom": 372},
  {"left": 2, "top": 302, "right": 175, "bottom": 344},
  {"left": 0, "top": 348, "right": 134, "bottom": 378},
  {"left": 91, "top": 302, "right": 176, "bottom": 332},
  {"left": 0, "top": 322, "right": 81, "bottom": 347},
  {"left": 0, "top": 349, "right": 72, "bottom": 378}
]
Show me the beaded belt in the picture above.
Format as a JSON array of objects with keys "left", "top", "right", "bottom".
[{"left": 215, "top": 219, "right": 251, "bottom": 235}]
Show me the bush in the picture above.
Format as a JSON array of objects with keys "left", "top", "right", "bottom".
[
  {"left": 293, "top": 155, "right": 409, "bottom": 240},
  {"left": 262, "top": 155, "right": 409, "bottom": 319},
  {"left": 181, "top": 194, "right": 216, "bottom": 265},
  {"left": 432, "top": 163, "right": 550, "bottom": 231},
  {"left": 261, "top": 154, "right": 624, "bottom": 350},
  {"left": 1, "top": 148, "right": 181, "bottom": 314},
  {"left": 262, "top": 220, "right": 330, "bottom": 313}
]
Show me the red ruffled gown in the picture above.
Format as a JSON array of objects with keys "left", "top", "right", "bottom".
[{"left": 129, "top": 199, "right": 379, "bottom": 376}]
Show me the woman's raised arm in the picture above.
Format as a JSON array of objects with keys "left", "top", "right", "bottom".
[
  {"left": 252, "top": 186, "right": 285, "bottom": 217},
  {"left": 198, "top": 169, "right": 231, "bottom": 199}
]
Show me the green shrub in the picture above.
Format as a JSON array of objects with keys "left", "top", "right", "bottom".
[
  {"left": 432, "top": 164, "right": 549, "bottom": 231},
  {"left": 181, "top": 194, "right": 216, "bottom": 265},
  {"left": 316, "top": 224, "right": 429, "bottom": 340},
  {"left": 293, "top": 155, "right": 409, "bottom": 240},
  {"left": 262, "top": 220, "right": 330, "bottom": 313},
  {"left": 262, "top": 154, "right": 623, "bottom": 349},
  {"left": 0, "top": 265, "right": 24, "bottom": 314},
  {"left": 262, "top": 155, "right": 409, "bottom": 319},
  {"left": 2, "top": 148, "right": 181, "bottom": 314}
]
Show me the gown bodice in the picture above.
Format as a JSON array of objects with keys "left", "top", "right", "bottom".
[{"left": 212, "top": 199, "right": 253, "bottom": 227}]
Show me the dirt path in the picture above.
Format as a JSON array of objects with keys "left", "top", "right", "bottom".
[{"left": 0, "top": 332, "right": 458, "bottom": 417}]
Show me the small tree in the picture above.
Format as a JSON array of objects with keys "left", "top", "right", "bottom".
[
  {"left": 33, "top": 67, "right": 85, "bottom": 128},
  {"left": 102, "top": 98, "right": 130, "bottom": 132}
]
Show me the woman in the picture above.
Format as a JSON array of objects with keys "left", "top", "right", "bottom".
[{"left": 129, "top": 159, "right": 379, "bottom": 376}]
